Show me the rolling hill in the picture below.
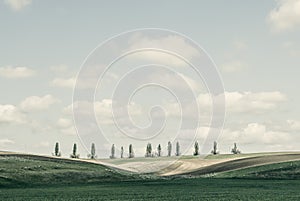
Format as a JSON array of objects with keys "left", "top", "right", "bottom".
[
  {"left": 1, "top": 151, "right": 300, "bottom": 188},
  {"left": 0, "top": 152, "right": 140, "bottom": 188},
  {"left": 174, "top": 153, "right": 300, "bottom": 177},
  {"left": 1, "top": 151, "right": 300, "bottom": 200}
]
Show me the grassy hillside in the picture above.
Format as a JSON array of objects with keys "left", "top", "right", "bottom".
[
  {"left": 213, "top": 160, "right": 300, "bottom": 179},
  {"left": 0, "top": 154, "right": 140, "bottom": 188},
  {"left": 177, "top": 153, "right": 300, "bottom": 177},
  {"left": 1, "top": 152, "right": 300, "bottom": 200},
  {"left": 204, "top": 152, "right": 297, "bottom": 159}
]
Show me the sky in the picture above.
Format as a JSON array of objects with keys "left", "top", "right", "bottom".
[{"left": 0, "top": 0, "right": 300, "bottom": 158}]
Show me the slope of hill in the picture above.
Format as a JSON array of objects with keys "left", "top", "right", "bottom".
[
  {"left": 1, "top": 151, "right": 300, "bottom": 189},
  {"left": 101, "top": 152, "right": 300, "bottom": 176},
  {"left": 1, "top": 151, "right": 300, "bottom": 200},
  {"left": 0, "top": 153, "right": 140, "bottom": 188},
  {"left": 213, "top": 160, "right": 300, "bottom": 179},
  {"left": 175, "top": 153, "right": 300, "bottom": 177}
]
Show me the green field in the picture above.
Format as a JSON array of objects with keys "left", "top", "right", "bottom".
[
  {"left": 214, "top": 160, "right": 300, "bottom": 179},
  {"left": 1, "top": 153, "right": 300, "bottom": 200},
  {"left": 1, "top": 179, "right": 300, "bottom": 201},
  {"left": 0, "top": 154, "right": 140, "bottom": 188}
]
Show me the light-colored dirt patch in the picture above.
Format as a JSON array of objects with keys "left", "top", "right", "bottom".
[{"left": 159, "top": 158, "right": 236, "bottom": 176}]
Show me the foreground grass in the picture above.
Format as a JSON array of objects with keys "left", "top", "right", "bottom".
[
  {"left": 1, "top": 179, "right": 300, "bottom": 201},
  {"left": 0, "top": 155, "right": 140, "bottom": 187}
]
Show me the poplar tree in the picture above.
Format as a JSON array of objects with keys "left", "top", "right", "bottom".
[
  {"left": 175, "top": 141, "right": 180, "bottom": 156},
  {"left": 167, "top": 141, "right": 172, "bottom": 157},
  {"left": 129, "top": 144, "right": 134, "bottom": 158},
  {"left": 157, "top": 144, "right": 162, "bottom": 157},
  {"left": 194, "top": 141, "right": 199, "bottom": 156}
]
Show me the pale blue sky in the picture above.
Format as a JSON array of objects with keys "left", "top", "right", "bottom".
[{"left": 0, "top": 0, "right": 300, "bottom": 157}]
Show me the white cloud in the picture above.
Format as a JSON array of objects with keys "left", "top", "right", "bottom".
[
  {"left": 0, "top": 66, "right": 35, "bottom": 78},
  {"left": 172, "top": 121, "right": 295, "bottom": 154},
  {"left": 127, "top": 34, "right": 199, "bottom": 67},
  {"left": 60, "top": 126, "right": 77, "bottom": 136},
  {"left": 62, "top": 104, "right": 73, "bottom": 115},
  {"left": 56, "top": 118, "right": 76, "bottom": 136},
  {"left": 70, "top": 99, "right": 143, "bottom": 126},
  {"left": 57, "top": 118, "right": 73, "bottom": 128},
  {"left": 0, "top": 104, "right": 25, "bottom": 124},
  {"left": 127, "top": 51, "right": 187, "bottom": 67},
  {"left": 210, "top": 123, "right": 293, "bottom": 152},
  {"left": 96, "top": 91, "right": 287, "bottom": 123},
  {"left": 198, "top": 91, "right": 287, "bottom": 114},
  {"left": 145, "top": 71, "right": 203, "bottom": 93},
  {"left": 225, "top": 91, "right": 287, "bottom": 112},
  {"left": 95, "top": 99, "right": 142, "bottom": 124},
  {"left": 0, "top": 139, "right": 15, "bottom": 146},
  {"left": 75, "top": 69, "right": 120, "bottom": 90},
  {"left": 20, "top": 95, "right": 60, "bottom": 112},
  {"left": 236, "top": 123, "right": 291, "bottom": 145},
  {"left": 177, "top": 73, "right": 202, "bottom": 92},
  {"left": 4, "top": 0, "right": 32, "bottom": 11},
  {"left": 51, "top": 77, "right": 76, "bottom": 88},
  {"left": 268, "top": 0, "right": 300, "bottom": 32},
  {"left": 287, "top": 119, "right": 300, "bottom": 131}
]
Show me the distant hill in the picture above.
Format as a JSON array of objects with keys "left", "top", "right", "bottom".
[
  {"left": 1, "top": 151, "right": 300, "bottom": 188},
  {"left": 174, "top": 153, "right": 300, "bottom": 178},
  {"left": 0, "top": 153, "right": 141, "bottom": 188},
  {"left": 213, "top": 160, "right": 300, "bottom": 179}
]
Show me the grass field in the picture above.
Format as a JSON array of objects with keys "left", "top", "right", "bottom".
[
  {"left": 0, "top": 154, "right": 140, "bottom": 188},
  {"left": 1, "top": 179, "right": 300, "bottom": 201},
  {"left": 214, "top": 160, "right": 300, "bottom": 179},
  {"left": 1, "top": 152, "right": 300, "bottom": 200}
]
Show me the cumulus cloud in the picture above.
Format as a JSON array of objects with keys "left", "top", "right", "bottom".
[
  {"left": 146, "top": 71, "right": 202, "bottom": 93},
  {"left": 56, "top": 118, "right": 76, "bottom": 136},
  {"left": 162, "top": 120, "right": 295, "bottom": 154},
  {"left": 62, "top": 104, "right": 73, "bottom": 115},
  {"left": 127, "top": 51, "right": 187, "bottom": 67},
  {"left": 0, "top": 66, "right": 36, "bottom": 78},
  {"left": 185, "top": 123, "right": 292, "bottom": 151},
  {"left": 94, "top": 99, "right": 113, "bottom": 124},
  {"left": 71, "top": 99, "right": 142, "bottom": 125},
  {"left": 268, "top": 0, "right": 300, "bottom": 32},
  {"left": 60, "top": 126, "right": 77, "bottom": 136},
  {"left": 51, "top": 77, "right": 76, "bottom": 88},
  {"left": 71, "top": 91, "right": 287, "bottom": 129},
  {"left": 4, "top": 0, "right": 32, "bottom": 11},
  {"left": 0, "top": 104, "right": 25, "bottom": 124},
  {"left": 221, "top": 123, "right": 292, "bottom": 145},
  {"left": 127, "top": 34, "right": 199, "bottom": 67},
  {"left": 224, "top": 91, "right": 287, "bottom": 113},
  {"left": 287, "top": 119, "right": 300, "bottom": 131},
  {"left": 198, "top": 91, "right": 287, "bottom": 113},
  {"left": 20, "top": 95, "right": 60, "bottom": 112},
  {"left": 57, "top": 118, "right": 73, "bottom": 128},
  {"left": 0, "top": 139, "right": 15, "bottom": 146}
]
